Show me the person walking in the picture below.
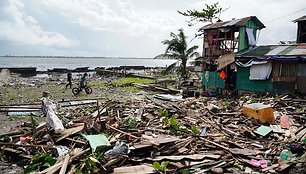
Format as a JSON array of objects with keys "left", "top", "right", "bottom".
[{"left": 65, "top": 71, "right": 72, "bottom": 89}]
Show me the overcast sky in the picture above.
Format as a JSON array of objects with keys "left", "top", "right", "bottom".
[{"left": 0, "top": 0, "right": 305, "bottom": 57}]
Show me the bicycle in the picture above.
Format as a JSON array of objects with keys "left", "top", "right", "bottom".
[{"left": 72, "top": 84, "right": 93, "bottom": 96}]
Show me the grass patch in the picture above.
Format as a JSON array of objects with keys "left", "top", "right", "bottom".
[
  {"left": 118, "top": 86, "right": 141, "bottom": 93},
  {"left": 112, "top": 77, "right": 154, "bottom": 86},
  {"left": 1, "top": 89, "right": 18, "bottom": 104},
  {"left": 90, "top": 81, "right": 107, "bottom": 89}
]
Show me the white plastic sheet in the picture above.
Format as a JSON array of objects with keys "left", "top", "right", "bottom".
[
  {"left": 42, "top": 98, "right": 64, "bottom": 133},
  {"left": 249, "top": 61, "right": 272, "bottom": 80}
]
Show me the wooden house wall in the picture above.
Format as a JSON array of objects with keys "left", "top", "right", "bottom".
[
  {"left": 236, "top": 66, "right": 272, "bottom": 92},
  {"left": 236, "top": 61, "right": 304, "bottom": 94},
  {"left": 271, "top": 61, "right": 297, "bottom": 94},
  {"left": 238, "top": 20, "right": 258, "bottom": 51},
  {"left": 298, "top": 63, "right": 306, "bottom": 94},
  {"left": 202, "top": 71, "right": 225, "bottom": 90}
]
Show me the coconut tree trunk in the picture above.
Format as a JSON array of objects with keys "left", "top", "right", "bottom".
[{"left": 181, "top": 59, "right": 187, "bottom": 80}]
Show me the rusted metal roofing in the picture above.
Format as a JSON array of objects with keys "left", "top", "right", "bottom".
[
  {"left": 237, "top": 44, "right": 306, "bottom": 58},
  {"left": 293, "top": 15, "right": 306, "bottom": 22},
  {"left": 200, "top": 16, "right": 265, "bottom": 30}
]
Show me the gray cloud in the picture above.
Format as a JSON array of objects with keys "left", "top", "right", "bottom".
[
  {"left": 0, "top": 0, "right": 305, "bottom": 57},
  {"left": 0, "top": 0, "right": 78, "bottom": 48}
]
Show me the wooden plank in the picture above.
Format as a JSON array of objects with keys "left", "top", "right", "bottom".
[
  {"left": 147, "top": 154, "right": 220, "bottom": 161},
  {"left": 39, "top": 148, "right": 90, "bottom": 174},
  {"left": 112, "top": 164, "right": 156, "bottom": 174},
  {"left": 59, "top": 154, "right": 70, "bottom": 174},
  {"left": 56, "top": 125, "right": 84, "bottom": 142},
  {"left": 296, "top": 127, "right": 306, "bottom": 140}
]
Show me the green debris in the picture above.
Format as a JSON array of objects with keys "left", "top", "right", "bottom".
[
  {"left": 191, "top": 125, "right": 200, "bottom": 135},
  {"left": 158, "top": 108, "right": 169, "bottom": 118},
  {"left": 84, "top": 134, "right": 111, "bottom": 152},
  {"left": 124, "top": 117, "right": 141, "bottom": 128},
  {"left": 0, "top": 135, "right": 11, "bottom": 142},
  {"left": 254, "top": 125, "right": 272, "bottom": 137},
  {"left": 170, "top": 117, "right": 179, "bottom": 134},
  {"left": 24, "top": 153, "right": 56, "bottom": 174},
  {"left": 153, "top": 161, "right": 169, "bottom": 172}
]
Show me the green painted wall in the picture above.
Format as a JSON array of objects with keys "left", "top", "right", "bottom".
[
  {"left": 202, "top": 71, "right": 225, "bottom": 89},
  {"left": 236, "top": 66, "right": 273, "bottom": 92},
  {"left": 238, "top": 20, "right": 259, "bottom": 51}
]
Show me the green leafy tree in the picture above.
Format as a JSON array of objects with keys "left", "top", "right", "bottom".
[
  {"left": 178, "top": 2, "right": 223, "bottom": 26},
  {"left": 155, "top": 29, "right": 199, "bottom": 79}
]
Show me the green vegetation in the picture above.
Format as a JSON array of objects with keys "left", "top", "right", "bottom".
[
  {"left": 112, "top": 77, "right": 154, "bottom": 93},
  {"left": 24, "top": 153, "right": 56, "bottom": 174},
  {"left": 0, "top": 89, "right": 18, "bottom": 104},
  {"left": 90, "top": 81, "right": 107, "bottom": 89},
  {"left": 112, "top": 77, "right": 154, "bottom": 86},
  {"left": 118, "top": 86, "right": 141, "bottom": 93},
  {"left": 158, "top": 109, "right": 181, "bottom": 135},
  {"left": 158, "top": 108, "right": 169, "bottom": 118},
  {"left": 74, "top": 151, "right": 105, "bottom": 174},
  {"left": 191, "top": 125, "right": 200, "bottom": 135},
  {"left": 169, "top": 117, "right": 179, "bottom": 134},
  {"left": 155, "top": 29, "right": 199, "bottom": 79},
  {"left": 153, "top": 161, "right": 170, "bottom": 172},
  {"left": 124, "top": 116, "right": 141, "bottom": 128},
  {"left": 178, "top": 2, "right": 223, "bottom": 25}
]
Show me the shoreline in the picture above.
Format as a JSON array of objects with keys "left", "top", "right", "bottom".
[{"left": 0, "top": 65, "right": 163, "bottom": 76}]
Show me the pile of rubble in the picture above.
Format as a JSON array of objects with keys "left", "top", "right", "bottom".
[{"left": 0, "top": 94, "right": 305, "bottom": 174}]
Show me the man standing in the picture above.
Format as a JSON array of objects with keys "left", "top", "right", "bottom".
[{"left": 65, "top": 71, "right": 72, "bottom": 89}]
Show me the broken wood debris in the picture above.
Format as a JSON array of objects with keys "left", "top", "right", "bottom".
[{"left": 0, "top": 94, "right": 305, "bottom": 174}]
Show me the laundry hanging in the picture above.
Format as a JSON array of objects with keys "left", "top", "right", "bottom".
[
  {"left": 246, "top": 28, "right": 256, "bottom": 46},
  {"left": 249, "top": 61, "right": 272, "bottom": 80}
]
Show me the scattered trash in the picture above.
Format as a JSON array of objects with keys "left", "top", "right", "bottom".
[
  {"left": 242, "top": 103, "right": 275, "bottom": 123},
  {"left": 199, "top": 127, "right": 207, "bottom": 136},
  {"left": 42, "top": 99, "right": 64, "bottom": 133},
  {"left": 84, "top": 134, "right": 111, "bottom": 151},
  {"left": 105, "top": 141, "right": 129, "bottom": 158},
  {"left": 251, "top": 159, "right": 268, "bottom": 168},
  {"left": 0, "top": 92, "right": 305, "bottom": 173},
  {"left": 254, "top": 125, "right": 272, "bottom": 136},
  {"left": 280, "top": 149, "right": 293, "bottom": 161},
  {"left": 280, "top": 114, "right": 290, "bottom": 129}
]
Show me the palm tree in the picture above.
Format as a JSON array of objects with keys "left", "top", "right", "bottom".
[{"left": 155, "top": 28, "right": 199, "bottom": 79}]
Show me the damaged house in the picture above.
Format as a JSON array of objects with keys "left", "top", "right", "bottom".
[
  {"left": 199, "top": 15, "right": 306, "bottom": 95},
  {"left": 235, "top": 15, "right": 306, "bottom": 94},
  {"left": 199, "top": 16, "right": 265, "bottom": 92}
]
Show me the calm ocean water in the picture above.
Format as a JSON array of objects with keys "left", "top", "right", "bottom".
[{"left": 0, "top": 56, "right": 177, "bottom": 71}]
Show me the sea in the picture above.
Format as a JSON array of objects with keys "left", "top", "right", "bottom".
[{"left": 0, "top": 56, "right": 178, "bottom": 71}]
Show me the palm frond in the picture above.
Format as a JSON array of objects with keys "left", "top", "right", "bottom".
[
  {"left": 161, "top": 61, "right": 179, "bottom": 75},
  {"left": 188, "top": 52, "right": 200, "bottom": 59},
  {"left": 156, "top": 28, "right": 200, "bottom": 79},
  {"left": 154, "top": 53, "right": 180, "bottom": 60},
  {"left": 186, "top": 45, "right": 199, "bottom": 57}
]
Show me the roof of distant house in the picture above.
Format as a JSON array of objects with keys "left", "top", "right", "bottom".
[
  {"left": 200, "top": 16, "right": 265, "bottom": 31},
  {"left": 293, "top": 15, "right": 306, "bottom": 22}
]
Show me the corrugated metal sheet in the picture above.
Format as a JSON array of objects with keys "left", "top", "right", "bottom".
[
  {"left": 266, "top": 46, "right": 289, "bottom": 56},
  {"left": 237, "top": 44, "right": 306, "bottom": 57},
  {"left": 200, "top": 16, "right": 265, "bottom": 30}
]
